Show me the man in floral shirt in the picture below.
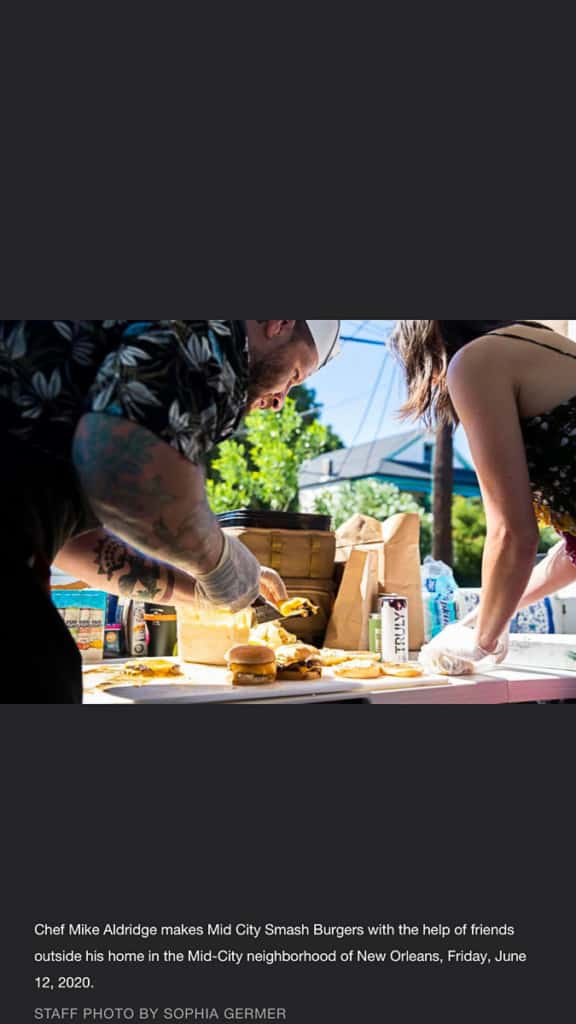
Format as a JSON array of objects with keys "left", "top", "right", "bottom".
[{"left": 0, "top": 320, "right": 341, "bottom": 703}]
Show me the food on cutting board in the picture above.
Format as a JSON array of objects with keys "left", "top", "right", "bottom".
[
  {"left": 275, "top": 644, "right": 323, "bottom": 682},
  {"left": 279, "top": 597, "right": 319, "bottom": 619},
  {"left": 380, "top": 662, "right": 424, "bottom": 678},
  {"left": 418, "top": 647, "right": 476, "bottom": 676},
  {"left": 226, "top": 645, "right": 278, "bottom": 687},
  {"left": 83, "top": 658, "right": 184, "bottom": 688},
  {"left": 321, "top": 649, "right": 381, "bottom": 667},
  {"left": 250, "top": 621, "right": 299, "bottom": 648},
  {"left": 334, "top": 660, "right": 381, "bottom": 680},
  {"left": 176, "top": 596, "right": 317, "bottom": 668},
  {"left": 123, "top": 659, "right": 184, "bottom": 678}
]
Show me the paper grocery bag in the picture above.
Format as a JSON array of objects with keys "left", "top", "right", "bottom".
[
  {"left": 335, "top": 513, "right": 386, "bottom": 585},
  {"left": 335, "top": 512, "right": 425, "bottom": 651},
  {"left": 381, "top": 513, "right": 424, "bottom": 650},
  {"left": 325, "top": 549, "right": 379, "bottom": 651}
]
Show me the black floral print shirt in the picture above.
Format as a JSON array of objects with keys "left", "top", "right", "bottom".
[{"left": 0, "top": 320, "right": 249, "bottom": 559}]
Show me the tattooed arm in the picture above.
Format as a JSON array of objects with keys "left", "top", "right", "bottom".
[
  {"left": 55, "top": 530, "right": 200, "bottom": 605},
  {"left": 72, "top": 414, "right": 262, "bottom": 610},
  {"left": 73, "top": 415, "right": 224, "bottom": 571}
]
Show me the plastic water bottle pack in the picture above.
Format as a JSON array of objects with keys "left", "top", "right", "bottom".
[{"left": 421, "top": 557, "right": 460, "bottom": 642}]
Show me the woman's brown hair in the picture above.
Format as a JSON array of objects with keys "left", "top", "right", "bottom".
[{"left": 389, "top": 320, "right": 456, "bottom": 427}]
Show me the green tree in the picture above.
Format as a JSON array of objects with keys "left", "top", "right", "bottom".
[
  {"left": 290, "top": 385, "right": 343, "bottom": 453},
  {"left": 206, "top": 397, "right": 336, "bottom": 513},
  {"left": 452, "top": 496, "right": 487, "bottom": 586},
  {"left": 205, "top": 384, "right": 343, "bottom": 488},
  {"left": 452, "top": 496, "right": 560, "bottom": 587}
]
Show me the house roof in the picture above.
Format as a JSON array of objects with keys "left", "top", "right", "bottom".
[
  {"left": 299, "top": 430, "right": 427, "bottom": 487},
  {"left": 299, "top": 429, "right": 478, "bottom": 492}
]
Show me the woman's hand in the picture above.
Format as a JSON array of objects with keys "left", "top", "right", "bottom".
[
  {"left": 260, "top": 567, "right": 289, "bottom": 607},
  {"left": 420, "top": 623, "right": 509, "bottom": 676}
]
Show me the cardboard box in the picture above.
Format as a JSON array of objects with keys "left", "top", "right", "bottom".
[{"left": 52, "top": 590, "right": 107, "bottom": 663}]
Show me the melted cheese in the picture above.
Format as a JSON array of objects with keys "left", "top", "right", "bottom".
[
  {"left": 280, "top": 597, "right": 319, "bottom": 619},
  {"left": 229, "top": 662, "right": 277, "bottom": 678},
  {"left": 178, "top": 608, "right": 253, "bottom": 665}
]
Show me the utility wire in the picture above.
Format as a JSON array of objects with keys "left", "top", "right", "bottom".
[
  {"left": 341, "top": 336, "right": 388, "bottom": 347},
  {"left": 334, "top": 351, "right": 391, "bottom": 478},
  {"left": 360, "top": 363, "right": 400, "bottom": 475}
]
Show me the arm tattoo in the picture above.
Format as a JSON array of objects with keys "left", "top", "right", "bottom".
[
  {"left": 94, "top": 537, "right": 164, "bottom": 602},
  {"left": 94, "top": 537, "right": 128, "bottom": 581},
  {"left": 162, "top": 569, "right": 176, "bottom": 604},
  {"left": 75, "top": 416, "right": 221, "bottom": 575}
]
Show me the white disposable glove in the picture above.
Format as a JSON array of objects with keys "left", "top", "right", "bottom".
[
  {"left": 260, "top": 567, "right": 289, "bottom": 607},
  {"left": 419, "top": 623, "right": 509, "bottom": 677},
  {"left": 195, "top": 534, "right": 261, "bottom": 612}
]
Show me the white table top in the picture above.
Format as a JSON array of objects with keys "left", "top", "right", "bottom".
[{"left": 83, "top": 663, "right": 576, "bottom": 705}]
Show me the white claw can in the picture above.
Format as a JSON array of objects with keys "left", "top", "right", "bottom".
[{"left": 379, "top": 595, "right": 409, "bottom": 663}]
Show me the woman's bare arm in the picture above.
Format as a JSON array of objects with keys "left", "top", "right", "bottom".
[
  {"left": 516, "top": 541, "right": 576, "bottom": 610},
  {"left": 447, "top": 342, "right": 540, "bottom": 651}
]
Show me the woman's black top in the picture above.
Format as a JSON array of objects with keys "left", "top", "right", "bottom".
[
  {"left": 448, "top": 321, "right": 576, "bottom": 543},
  {"left": 438, "top": 321, "right": 539, "bottom": 349}
]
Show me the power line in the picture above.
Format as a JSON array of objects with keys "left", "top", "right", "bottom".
[
  {"left": 341, "top": 336, "right": 389, "bottom": 347},
  {"left": 335, "top": 351, "right": 391, "bottom": 477},
  {"left": 322, "top": 390, "right": 373, "bottom": 411},
  {"left": 360, "top": 363, "right": 400, "bottom": 475}
]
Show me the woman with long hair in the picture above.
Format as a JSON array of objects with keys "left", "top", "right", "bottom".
[{"left": 390, "top": 320, "right": 576, "bottom": 672}]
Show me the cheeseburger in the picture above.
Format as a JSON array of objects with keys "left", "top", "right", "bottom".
[
  {"left": 226, "top": 645, "right": 277, "bottom": 687},
  {"left": 275, "top": 644, "right": 323, "bottom": 682}
]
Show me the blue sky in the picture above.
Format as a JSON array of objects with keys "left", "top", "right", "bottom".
[
  {"left": 313, "top": 320, "right": 399, "bottom": 447},
  {"left": 311, "top": 319, "right": 471, "bottom": 457}
]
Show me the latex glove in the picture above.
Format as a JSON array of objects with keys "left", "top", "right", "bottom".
[
  {"left": 419, "top": 623, "right": 509, "bottom": 676},
  {"left": 457, "top": 602, "right": 514, "bottom": 652},
  {"left": 195, "top": 534, "right": 261, "bottom": 612},
  {"left": 260, "top": 567, "right": 289, "bottom": 607}
]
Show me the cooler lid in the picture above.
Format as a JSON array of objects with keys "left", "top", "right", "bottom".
[{"left": 217, "top": 509, "right": 332, "bottom": 532}]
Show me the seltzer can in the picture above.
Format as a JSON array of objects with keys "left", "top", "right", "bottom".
[
  {"left": 369, "top": 614, "right": 383, "bottom": 661},
  {"left": 379, "top": 595, "right": 410, "bottom": 663}
]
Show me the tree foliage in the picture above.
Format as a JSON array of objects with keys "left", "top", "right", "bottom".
[
  {"left": 312, "top": 479, "right": 423, "bottom": 526},
  {"left": 452, "top": 496, "right": 560, "bottom": 586},
  {"left": 451, "top": 496, "right": 487, "bottom": 586},
  {"left": 290, "top": 385, "right": 343, "bottom": 453},
  {"left": 206, "top": 396, "right": 341, "bottom": 513}
]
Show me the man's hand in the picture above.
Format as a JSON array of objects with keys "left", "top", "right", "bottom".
[
  {"left": 260, "top": 567, "right": 289, "bottom": 607},
  {"left": 195, "top": 535, "right": 261, "bottom": 612},
  {"left": 419, "top": 623, "right": 509, "bottom": 676}
]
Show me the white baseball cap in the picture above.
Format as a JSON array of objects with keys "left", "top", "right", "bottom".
[{"left": 306, "top": 320, "right": 342, "bottom": 369}]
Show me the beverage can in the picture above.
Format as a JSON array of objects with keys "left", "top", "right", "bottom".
[
  {"left": 379, "top": 595, "right": 409, "bottom": 663},
  {"left": 104, "top": 625, "right": 123, "bottom": 658},
  {"left": 145, "top": 605, "right": 178, "bottom": 658},
  {"left": 122, "top": 600, "right": 149, "bottom": 658},
  {"left": 369, "top": 614, "right": 383, "bottom": 660}
]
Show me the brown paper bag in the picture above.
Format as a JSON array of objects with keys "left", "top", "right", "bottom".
[
  {"left": 382, "top": 514, "right": 424, "bottom": 651},
  {"left": 335, "top": 513, "right": 425, "bottom": 651},
  {"left": 325, "top": 549, "right": 379, "bottom": 651},
  {"left": 335, "top": 513, "right": 386, "bottom": 585}
]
